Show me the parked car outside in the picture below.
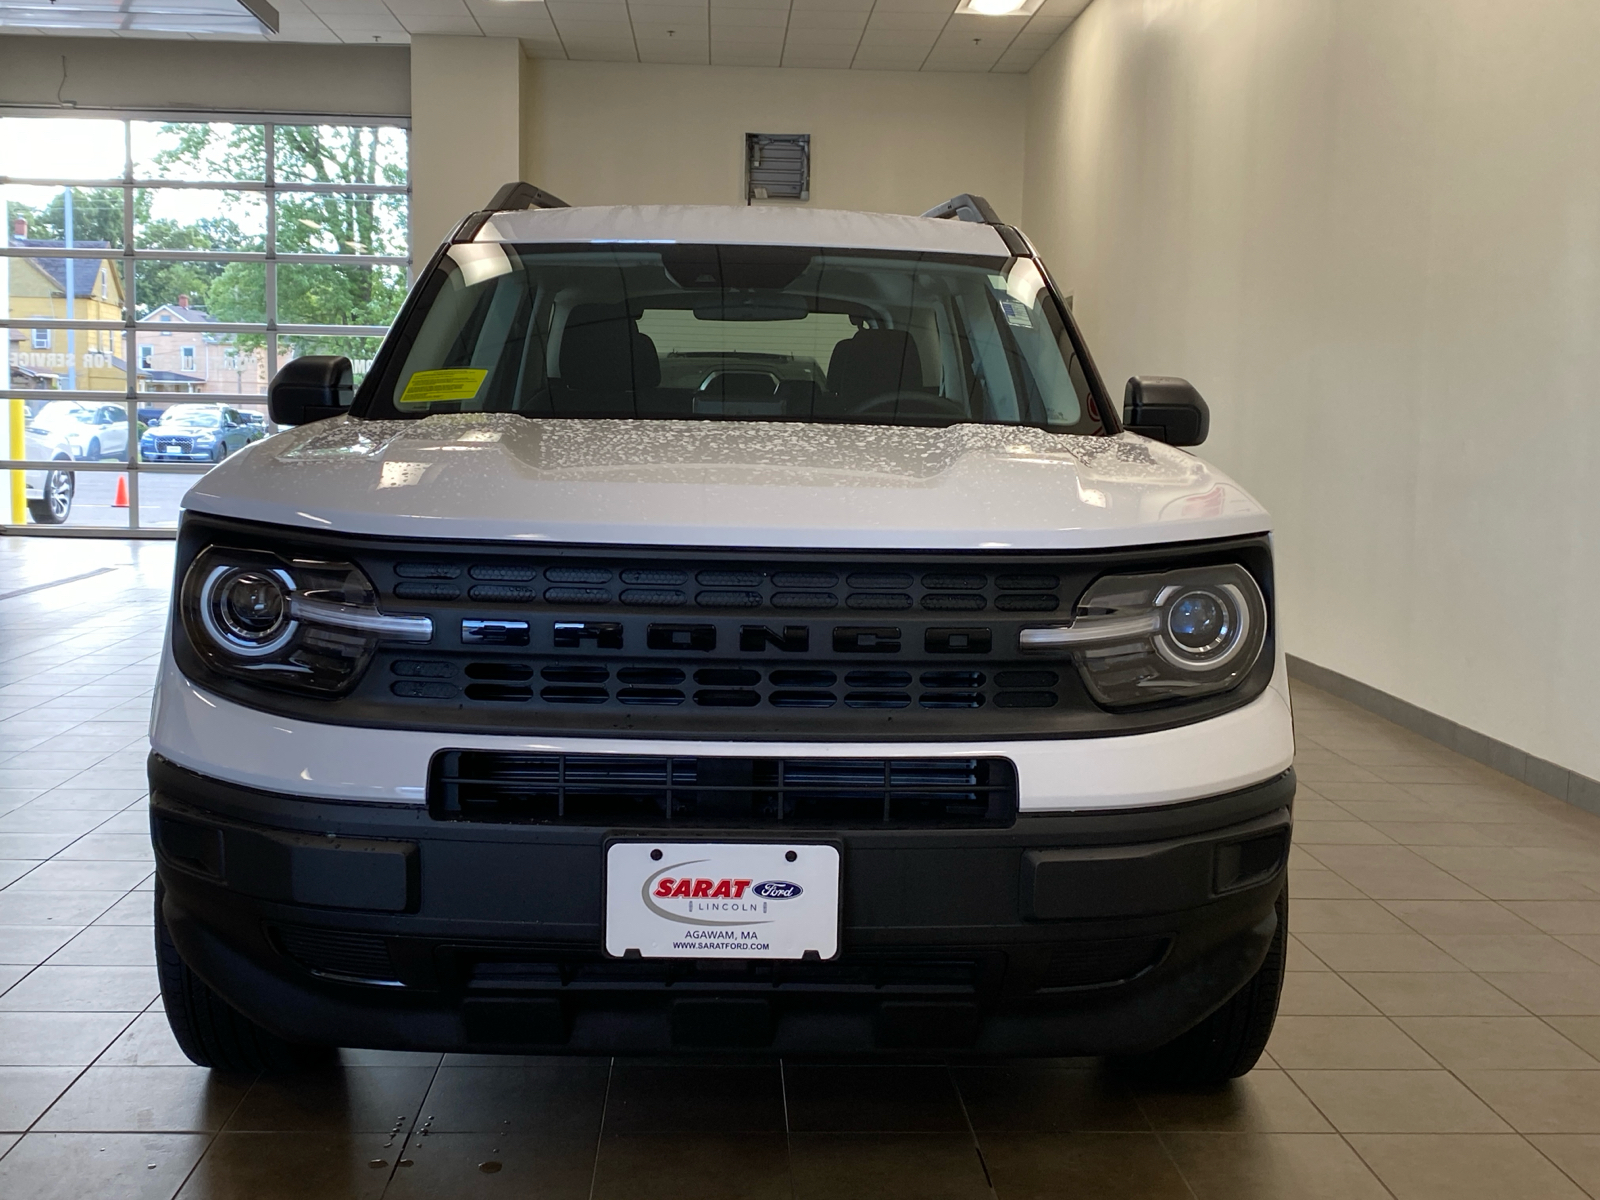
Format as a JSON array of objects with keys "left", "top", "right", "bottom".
[
  {"left": 150, "top": 189, "right": 1294, "bottom": 1084},
  {"left": 26, "top": 399, "right": 129, "bottom": 462},
  {"left": 21, "top": 422, "right": 76, "bottom": 524},
  {"left": 140, "top": 405, "right": 259, "bottom": 463}
]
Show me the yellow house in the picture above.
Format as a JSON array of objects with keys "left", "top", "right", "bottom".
[{"left": 7, "top": 234, "right": 127, "bottom": 393}]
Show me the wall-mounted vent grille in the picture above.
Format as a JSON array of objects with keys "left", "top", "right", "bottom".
[{"left": 746, "top": 133, "right": 810, "bottom": 203}]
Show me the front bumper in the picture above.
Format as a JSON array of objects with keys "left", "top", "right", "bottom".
[
  {"left": 150, "top": 754, "right": 1293, "bottom": 1057},
  {"left": 142, "top": 449, "right": 214, "bottom": 462}
]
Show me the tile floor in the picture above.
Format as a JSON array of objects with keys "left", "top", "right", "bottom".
[{"left": 3, "top": 536, "right": 1600, "bottom": 1198}]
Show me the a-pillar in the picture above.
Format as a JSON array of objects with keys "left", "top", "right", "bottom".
[{"left": 409, "top": 35, "right": 526, "bottom": 259}]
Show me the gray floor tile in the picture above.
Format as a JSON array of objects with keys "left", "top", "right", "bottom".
[
  {"left": 54, "top": 833, "right": 154, "bottom": 861},
  {"left": 382, "top": 1131, "right": 595, "bottom": 1200},
  {"left": 0, "top": 925, "right": 81, "bottom": 966},
  {"left": 789, "top": 1131, "right": 991, "bottom": 1200},
  {"left": 36, "top": 1064, "right": 252, "bottom": 1133},
  {"left": 595, "top": 1131, "right": 791, "bottom": 1200},
  {"left": 0, "top": 1131, "right": 209, "bottom": 1200},
  {"left": 420, "top": 1061, "right": 610, "bottom": 1137},
  {"left": 90, "top": 892, "right": 155, "bottom": 926},
  {"left": 784, "top": 1063, "right": 968, "bottom": 1131},
  {"left": 952, "top": 1064, "right": 1148, "bottom": 1131},
  {"left": 602, "top": 1062, "right": 783, "bottom": 1133},
  {"left": 8, "top": 861, "right": 154, "bottom": 892},
  {"left": 980, "top": 1130, "right": 1194, "bottom": 1198},
  {"left": 0, "top": 891, "right": 123, "bottom": 926},
  {"left": 97, "top": 1012, "right": 196, "bottom": 1067},
  {"left": 0, "top": 860, "right": 33, "bottom": 888},
  {"left": 225, "top": 1065, "right": 437, "bottom": 1132},
  {"left": 0, "top": 1011, "right": 136, "bottom": 1066},
  {"left": 0, "top": 965, "right": 159, "bottom": 1012},
  {"left": 48, "top": 924, "right": 155, "bottom": 967},
  {"left": 0, "top": 834, "right": 80, "bottom": 861},
  {"left": 0, "top": 1065, "right": 80, "bottom": 1132},
  {"left": 175, "top": 1129, "right": 398, "bottom": 1200}
]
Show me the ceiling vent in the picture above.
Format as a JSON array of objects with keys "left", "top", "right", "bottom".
[{"left": 746, "top": 134, "right": 810, "bottom": 204}]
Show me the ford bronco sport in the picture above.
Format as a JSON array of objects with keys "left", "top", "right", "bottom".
[{"left": 149, "top": 186, "right": 1295, "bottom": 1082}]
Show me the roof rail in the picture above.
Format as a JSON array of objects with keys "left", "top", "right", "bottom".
[
  {"left": 921, "top": 193, "right": 1003, "bottom": 225},
  {"left": 485, "top": 181, "right": 570, "bottom": 213}
]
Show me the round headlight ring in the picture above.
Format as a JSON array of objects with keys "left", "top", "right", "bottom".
[
  {"left": 1155, "top": 582, "right": 1250, "bottom": 672},
  {"left": 198, "top": 564, "right": 298, "bottom": 657}
]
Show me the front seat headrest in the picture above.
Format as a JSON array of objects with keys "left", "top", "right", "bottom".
[
  {"left": 827, "top": 329, "right": 923, "bottom": 405},
  {"left": 560, "top": 305, "right": 660, "bottom": 392}
]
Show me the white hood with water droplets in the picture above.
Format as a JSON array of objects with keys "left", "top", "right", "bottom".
[{"left": 183, "top": 415, "right": 1270, "bottom": 550}]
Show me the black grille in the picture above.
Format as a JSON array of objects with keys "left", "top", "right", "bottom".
[
  {"left": 382, "top": 557, "right": 1062, "bottom": 613},
  {"left": 429, "top": 751, "right": 1017, "bottom": 827},
  {"left": 172, "top": 515, "right": 1277, "bottom": 742},
  {"left": 462, "top": 954, "right": 986, "bottom": 994},
  {"left": 396, "top": 659, "right": 1042, "bottom": 714},
  {"left": 275, "top": 926, "right": 397, "bottom": 983}
]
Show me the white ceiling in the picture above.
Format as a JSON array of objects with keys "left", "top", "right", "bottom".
[{"left": 6, "top": 0, "right": 1091, "bottom": 73}]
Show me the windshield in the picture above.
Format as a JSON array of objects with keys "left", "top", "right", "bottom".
[
  {"left": 359, "top": 244, "right": 1109, "bottom": 434},
  {"left": 162, "top": 410, "right": 220, "bottom": 427}
]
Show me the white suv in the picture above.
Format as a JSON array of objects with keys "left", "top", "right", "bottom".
[{"left": 149, "top": 186, "right": 1295, "bottom": 1081}]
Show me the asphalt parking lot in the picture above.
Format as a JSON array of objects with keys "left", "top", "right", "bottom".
[{"left": 15, "top": 471, "right": 197, "bottom": 531}]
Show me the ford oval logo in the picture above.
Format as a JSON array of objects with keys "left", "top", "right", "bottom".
[{"left": 752, "top": 880, "right": 802, "bottom": 900}]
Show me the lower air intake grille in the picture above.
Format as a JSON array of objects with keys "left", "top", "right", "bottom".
[
  {"left": 275, "top": 926, "right": 398, "bottom": 983},
  {"left": 1036, "top": 937, "right": 1171, "bottom": 991},
  {"left": 428, "top": 751, "right": 1017, "bottom": 827}
]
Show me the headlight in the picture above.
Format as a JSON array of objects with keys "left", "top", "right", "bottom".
[
  {"left": 180, "top": 547, "right": 431, "bottom": 695},
  {"left": 198, "top": 565, "right": 297, "bottom": 656},
  {"left": 1020, "top": 564, "right": 1268, "bottom": 707}
]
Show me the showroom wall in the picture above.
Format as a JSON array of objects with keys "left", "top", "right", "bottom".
[
  {"left": 521, "top": 59, "right": 1026, "bottom": 218},
  {"left": 1022, "top": 0, "right": 1600, "bottom": 784}
]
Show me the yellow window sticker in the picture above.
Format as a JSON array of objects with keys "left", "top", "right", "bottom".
[{"left": 398, "top": 368, "right": 488, "bottom": 406}]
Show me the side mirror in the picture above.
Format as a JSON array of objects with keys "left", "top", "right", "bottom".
[
  {"left": 1122, "top": 376, "right": 1209, "bottom": 447},
  {"left": 269, "top": 356, "right": 354, "bottom": 426}
]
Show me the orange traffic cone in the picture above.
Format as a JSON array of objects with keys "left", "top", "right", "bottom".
[{"left": 112, "top": 474, "right": 129, "bottom": 508}]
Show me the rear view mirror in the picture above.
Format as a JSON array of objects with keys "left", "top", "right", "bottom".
[
  {"left": 269, "top": 356, "right": 354, "bottom": 426},
  {"left": 1123, "top": 376, "right": 1209, "bottom": 447}
]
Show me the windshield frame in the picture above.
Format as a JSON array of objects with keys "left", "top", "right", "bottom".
[{"left": 353, "top": 241, "right": 1121, "bottom": 436}]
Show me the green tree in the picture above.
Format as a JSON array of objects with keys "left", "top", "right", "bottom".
[
  {"left": 152, "top": 122, "right": 408, "bottom": 356},
  {"left": 5, "top": 186, "right": 127, "bottom": 245}
]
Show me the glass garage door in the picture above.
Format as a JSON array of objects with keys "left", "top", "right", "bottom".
[{"left": 1, "top": 114, "right": 409, "bottom": 533}]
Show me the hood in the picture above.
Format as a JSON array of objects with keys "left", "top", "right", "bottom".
[{"left": 182, "top": 415, "right": 1270, "bottom": 550}]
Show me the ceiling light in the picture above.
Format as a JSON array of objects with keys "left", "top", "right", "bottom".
[
  {"left": 955, "top": 0, "right": 1044, "bottom": 14},
  {"left": 0, "top": 0, "right": 277, "bottom": 35}
]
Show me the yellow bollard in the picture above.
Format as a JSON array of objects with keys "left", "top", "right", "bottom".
[{"left": 7, "top": 397, "right": 24, "bottom": 525}]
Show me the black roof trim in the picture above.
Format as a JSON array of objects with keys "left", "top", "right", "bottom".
[
  {"left": 450, "top": 181, "right": 571, "bottom": 245},
  {"left": 486, "top": 181, "right": 570, "bottom": 213},
  {"left": 921, "top": 193, "right": 1003, "bottom": 225}
]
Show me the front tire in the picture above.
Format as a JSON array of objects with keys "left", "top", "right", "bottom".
[
  {"left": 86, "top": 437, "right": 101, "bottom": 461},
  {"left": 1114, "top": 887, "right": 1287, "bottom": 1085},
  {"left": 27, "top": 466, "right": 74, "bottom": 524},
  {"left": 155, "top": 884, "right": 330, "bottom": 1073}
]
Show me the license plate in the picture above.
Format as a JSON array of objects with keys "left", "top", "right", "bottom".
[
  {"left": 162, "top": 443, "right": 180, "bottom": 452},
  {"left": 605, "top": 841, "right": 840, "bottom": 960}
]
